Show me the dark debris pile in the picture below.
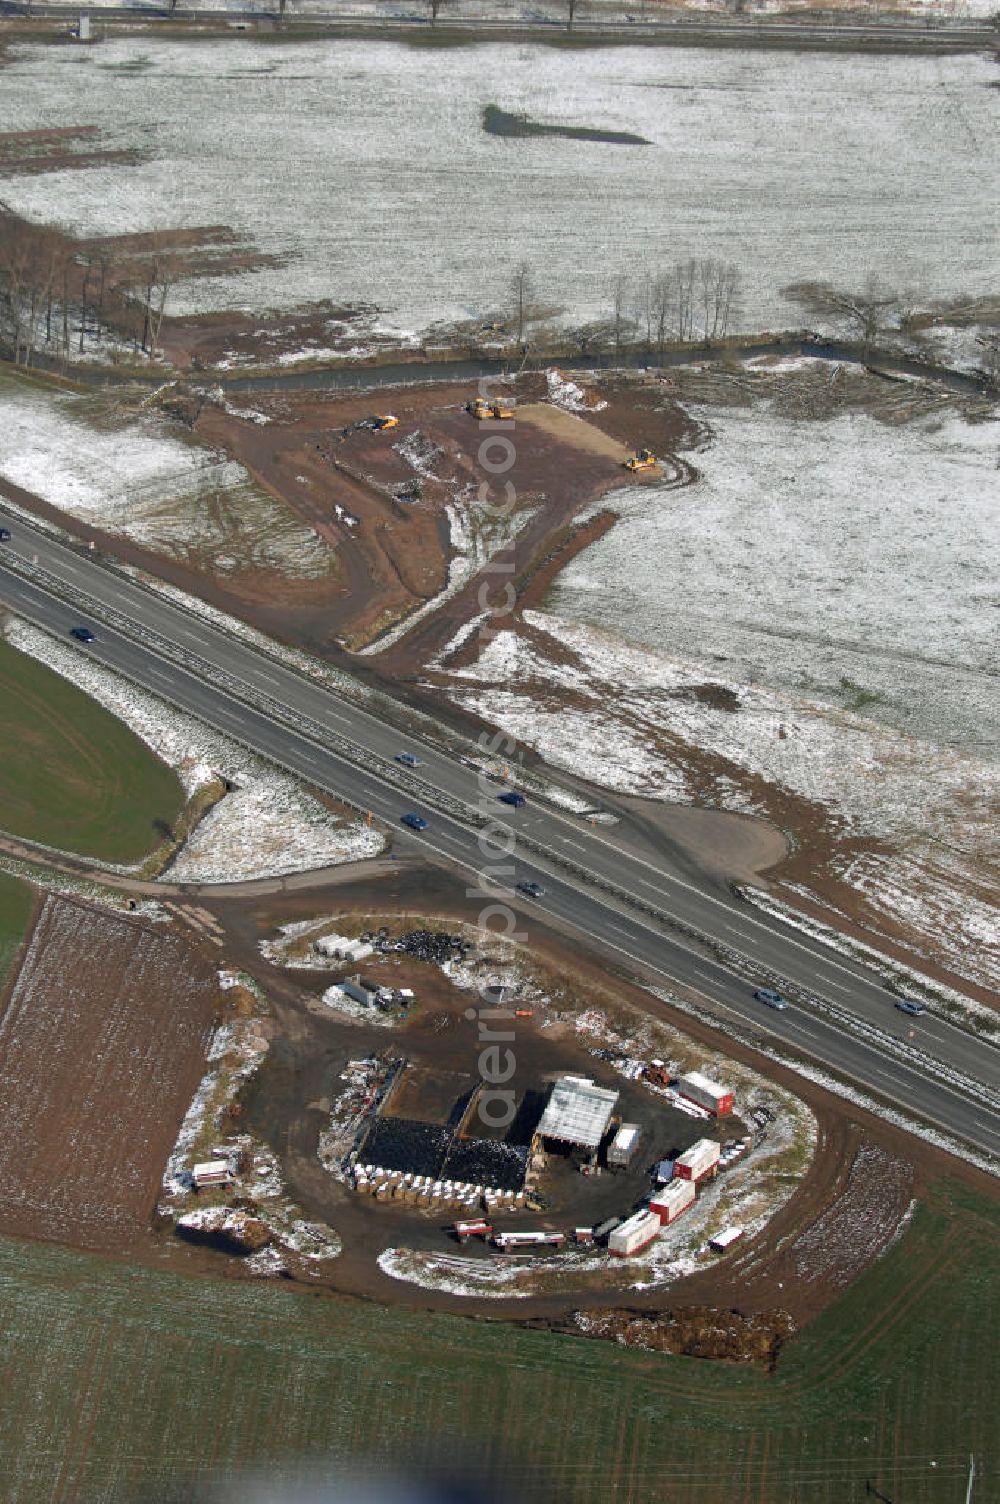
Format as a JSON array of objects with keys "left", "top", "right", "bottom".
[{"left": 364, "top": 929, "right": 474, "bottom": 964}]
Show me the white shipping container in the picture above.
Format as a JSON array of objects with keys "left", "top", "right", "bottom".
[
  {"left": 709, "top": 1226, "right": 745, "bottom": 1252},
  {"left": 650, "top": 1178, "right": 696, "bottom": 1225},
  {"left": 315, "top": 933, "right": 351, "bottom": 957},
  {"left": 346, "top": 940, "right": 375, "bottom": 962},
  {"left": 608, "top": 1209, "right": 661, "bottom": 1257},
  {"left": 607, "top": 1123, "right": 641, "bottom": 1169}
]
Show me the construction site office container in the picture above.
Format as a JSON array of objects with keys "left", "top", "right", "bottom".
[
  {"left": 607, "top": 1123, "right": 642, "bottom": 1169},
  {"left": 650, "top": 1178, "right": 696, "bottom": 1225},
  {"left": 709, "top": 1226, "right": 744, "bottom": 1252},
  {"left": 608, "top": 1210, "right": 661, "bottom": 1257},
  {"left": 677, "top": 1071, "right": 734, "bottom": 1117},
  {"left": 674, "top": 1137, "right": 721, "bottom": 1182},
  {"left": 192, "top": 1160, "right": 232, "bottom": 1188}
]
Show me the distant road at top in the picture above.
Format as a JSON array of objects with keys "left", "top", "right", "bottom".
[{"left": 10, "top": 4, "right": 998, "bottom": 53}]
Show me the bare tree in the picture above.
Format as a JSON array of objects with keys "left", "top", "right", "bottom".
[
  {"left": 673, "top": 257, "right": 697, "bottom": 342},
  {"left": 139, "top": 250, "right": 175, "bottom": 356},
  {"left": 78, "top": 257, "right": 94, "bottom": 353},
  {"left": 633, "top": 267, "right": 655, "bottom": 349},
  {"left": 429, "top": 0, "right": 446, "bottom": 20},
  {"left": 698, "top": 257, "right": 739, "bottom": 340},
  {"left": 567, "top": 0, "right": 578, "bottom": 27},
  {"left": 508, "top": 261, "right": 535, "bottom": 345},
  {"left": 784, "top": 277, "right": 900, "bottom": 348},
  {"left": 609, "top": 272, "right": 634, "bottom": 357},
  {"left": 650, "top": 270, "right": 672, "bottom": 356}
]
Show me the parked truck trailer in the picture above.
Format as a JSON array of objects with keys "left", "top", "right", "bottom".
[
  {"left": 649, "top": 1178, "right": 696, "bottom": 1225},
  {"left": 608, "top": 1209, "right": 661, "bottom": 1257},
  {"left": 673, "top": 1137, "right": 721, "bottom": 1183},
  {"left": 677, "top": 1071, "right": 734, "bottom": 1117}
]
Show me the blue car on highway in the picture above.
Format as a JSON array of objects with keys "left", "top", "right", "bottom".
[
  {"left": 753, "top": 987, "right": 789, "bottom": 1011},
  {"left": 895, "top": 998, "right": 926, "bottom": 1016},
  {"left": 498, "top": 791, "right": 526, "bottom": 808},
  {"left": 401, "top": 812, "right": 428, "bottom": 832},
  {"left": 69, "top": 625, "right": 96, "bottom": 643}
]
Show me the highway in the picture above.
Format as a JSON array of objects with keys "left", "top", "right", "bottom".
[{"left": 1, "top": 508, "right": 998, "bottom": 1159}]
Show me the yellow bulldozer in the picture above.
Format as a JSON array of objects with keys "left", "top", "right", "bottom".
[{"left": 624, "top": 448, "right": 657, "bottom": 472}]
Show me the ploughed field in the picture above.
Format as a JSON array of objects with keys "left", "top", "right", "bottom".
[
  {"left": 0, "top": 1179, "right": 994, "bottom": 1504},
  {"left": 0, "top": 894, "right": 218, "bottom": 1248}
]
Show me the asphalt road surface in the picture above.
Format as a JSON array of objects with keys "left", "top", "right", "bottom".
[{"left": 1, "top": 512, "right": 997, "bottom": 1159}]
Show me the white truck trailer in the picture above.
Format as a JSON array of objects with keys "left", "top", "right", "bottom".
[
  {"left": 649, "top": 1178, "right": 696, "bottom": 1226},
  {"left": 677, "top": 1071, "right": 734, "bottom": 1117},
  {"left": 673, "top": 1137, "right": 721, "bottom": 1183},
  {"left": 608, "top": 1209, "right": 661, "bottom": 1257}
]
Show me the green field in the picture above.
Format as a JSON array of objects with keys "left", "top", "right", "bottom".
[
  {"left": 0, "top": 870, "right": 35, "bottom": 987},
  {"left": 0, "top": 636, "right": 183, "bottom": 863},
  {"left": 0, "top": 1179, "right": 995, "bottom": 1503}
]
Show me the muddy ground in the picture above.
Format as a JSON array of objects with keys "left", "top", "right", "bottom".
[
  {"left": 156, "top": 860, "right": 997, "bottom": 1331},
  {"left": 0, "top": 849, "right": 994, "bottom": 1355}
]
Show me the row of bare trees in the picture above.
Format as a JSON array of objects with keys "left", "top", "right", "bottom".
[
  {"left": 507, "top": 256, "right": 742, "bottom": 355},
  {"left": 0, "top": 211, "right": 176, "bottom": 368}
]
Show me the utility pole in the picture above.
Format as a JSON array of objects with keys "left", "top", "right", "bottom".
[{"left": 965, "top": 1455, "right": 976, "bottom": 1504}]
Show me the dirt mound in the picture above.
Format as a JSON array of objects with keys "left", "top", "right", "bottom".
[{"left": 564, "top": 1304, "right": 795, "bottom": 1364}]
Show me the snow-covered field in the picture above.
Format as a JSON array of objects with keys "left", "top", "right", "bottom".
[
  {"left": 444, "top": 607, "right": 999, "bottom": 987},
  {"left": 0, "top": 373, "right": 333, "bottom": 579},
  {"left": 0, "top": 40, "right": 995, "bottom": 336},
  {"left": 4, "top": 618, "right": 385, "bottom": 882},
  {"left": 552, "top": 392, "right": 1000, "bottom": 753}
]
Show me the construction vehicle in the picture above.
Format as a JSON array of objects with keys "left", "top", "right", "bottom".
[
  {"left": 623, "top": 448, "right": 657, "bottom": 472},
  {"left": 359, "top": 414, "right": 398, "bottom": 432},
  {"left": 467, "top": 396, "right": 516, "bottom": 420}
]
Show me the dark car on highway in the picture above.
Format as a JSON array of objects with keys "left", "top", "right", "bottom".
[
  {"left": 69, "top": 625, "right": 96, "bottom": 643},
  {"left": 753, "top": 987, "right": 789, "bottom": 1011},
  {"left": 516, "top": 880, "right": 545, "bottom": 898},
  {"left": 0, "top": 527, "right": 11, "bottom": 541},
  {"left": 400, "top": 812, "right": 428, "bottom": 831},
  {"left": 895, "top": 998, "right": 926, "bottom": 1016},
  {"left": 498, "top": 791, "right": 526, "bottom": 808},
  {"left": 395, "top": 752, "right": 421, "bottom": 767}
]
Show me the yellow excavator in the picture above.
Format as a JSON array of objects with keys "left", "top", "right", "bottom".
[
  {"left": 371, "top": 414, "right": 398, "bottom": 431},
  {"left": 624, "top": 448, "right": 657, "bottom": 472}
]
